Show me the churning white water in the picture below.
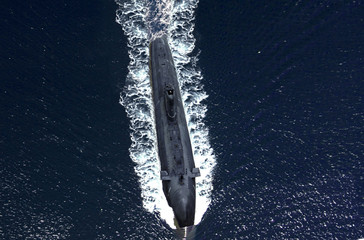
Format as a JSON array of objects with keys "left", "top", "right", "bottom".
[{"left": 115, "top": 0, "right": 215, "bottom": 228}]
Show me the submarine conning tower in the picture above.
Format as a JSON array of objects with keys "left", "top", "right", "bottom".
[{"left": 149, "top": 35, "right": 200, "bottom": 227}]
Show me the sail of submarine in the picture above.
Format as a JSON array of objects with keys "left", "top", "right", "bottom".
[{"left": 149, "top": 35, "right": 200, "bottom": 228}]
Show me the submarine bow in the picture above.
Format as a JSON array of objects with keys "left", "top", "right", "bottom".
[{"left": 149, "top": 35, "right": 200, "bottom": 227}]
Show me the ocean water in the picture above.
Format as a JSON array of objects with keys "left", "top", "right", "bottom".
[{"left": 1, "top": 0, "right": 362, "bottom": 239}]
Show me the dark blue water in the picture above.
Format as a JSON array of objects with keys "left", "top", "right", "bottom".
[{"left": 1, "top": 0, "right": 362, "bottom": 239}]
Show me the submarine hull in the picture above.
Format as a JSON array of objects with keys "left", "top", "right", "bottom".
[{"left": 149, "top": 35, "right": 200, "bottom": 227}]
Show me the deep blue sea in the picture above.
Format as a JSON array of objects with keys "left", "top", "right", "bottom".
[{"left": 1, "top": 0, "right": 363, "bottom": 239}]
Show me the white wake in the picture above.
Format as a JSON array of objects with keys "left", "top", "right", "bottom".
[{"left": 115, "top": 0, "right": 215, "bottom": 228}]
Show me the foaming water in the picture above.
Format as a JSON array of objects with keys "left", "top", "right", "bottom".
[{"left": 115, "top": 0, "right": 216, "bottom": 228}]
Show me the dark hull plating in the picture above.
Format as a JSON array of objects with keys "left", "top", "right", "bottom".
[{"left": 149, "top": 35, "right": 200, "bottom": 227}]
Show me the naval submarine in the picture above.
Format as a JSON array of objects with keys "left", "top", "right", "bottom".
[{"left": 149, "top": 35, "right": 200, "bottom": 228}]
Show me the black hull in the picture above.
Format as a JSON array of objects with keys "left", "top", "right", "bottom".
[{"left": 149, "top": 35, "right": 200, "bottom": 227}]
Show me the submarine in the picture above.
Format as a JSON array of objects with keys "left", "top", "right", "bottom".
[{"left": 149, "top": 35, "right": 200, "bottom": 228}]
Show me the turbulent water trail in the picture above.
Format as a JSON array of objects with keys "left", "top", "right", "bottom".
[{"left": 115, "top": 0, "right": 215, "bottom": 228}]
